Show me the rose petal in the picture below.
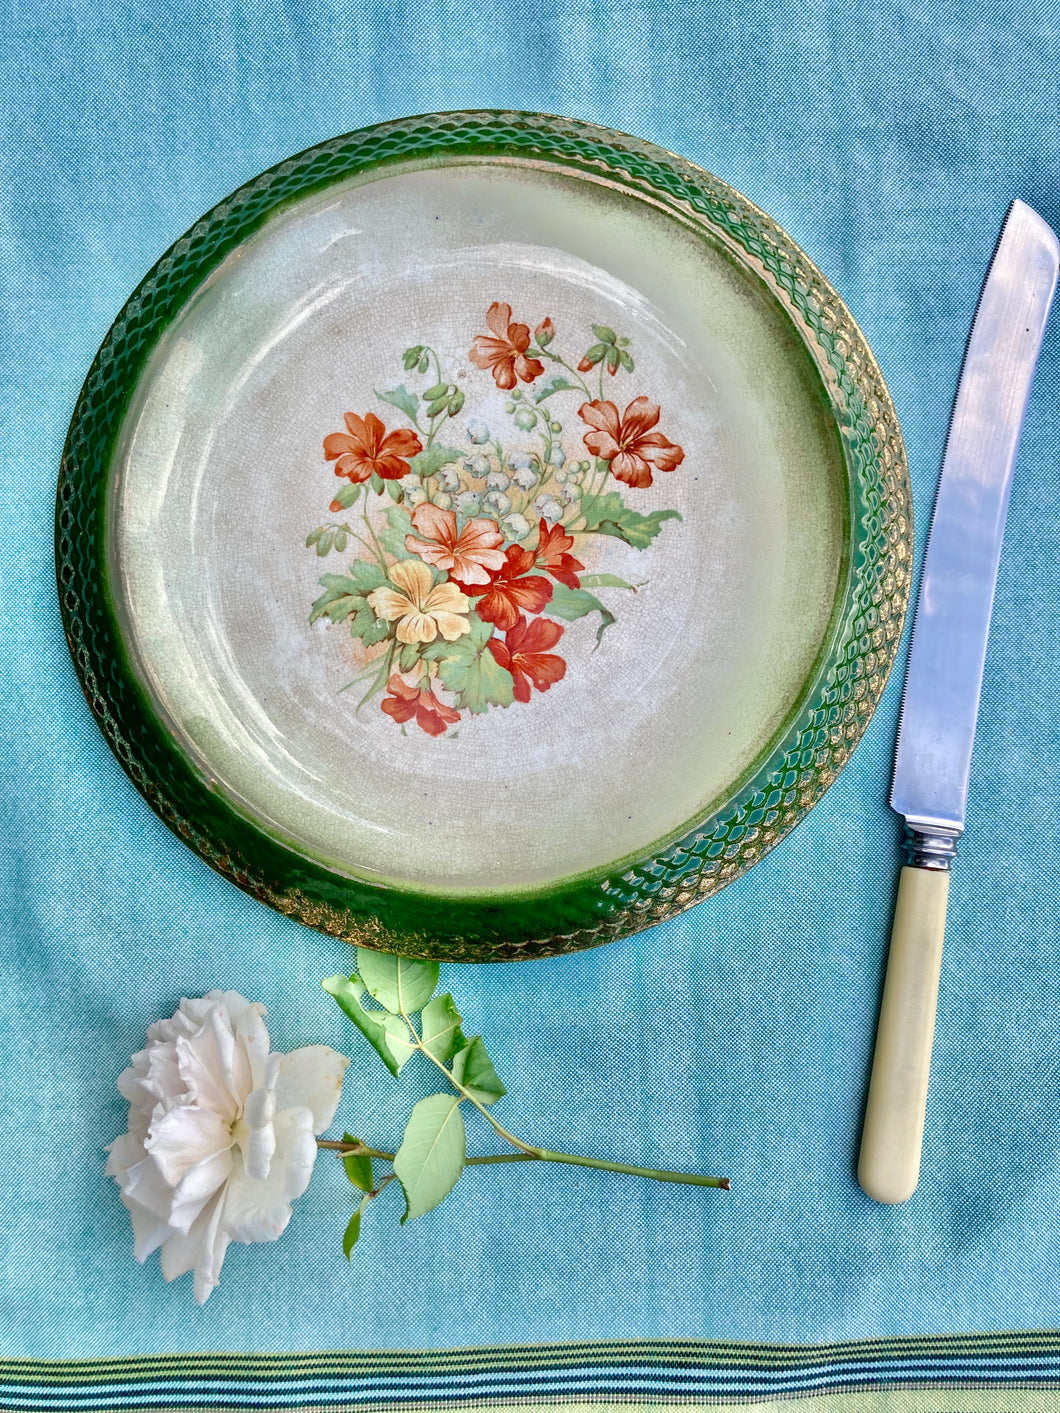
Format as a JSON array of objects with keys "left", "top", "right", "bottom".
[
  {"left": 160, "top": 1188, "right": 231, "bottom": 1305},
  {"left": 175, "top": 1024, "right": 238, "bottom": 1124},
  {"left": 145, "top": 1102, "right": 233, "bottom": 1187},
  {"left": 241, "top": 1077, "right": 278, "bottom": 1182},
  {"left": 224, "top": 1108, "right": 317, "bottom": 1245},
  {"left": 273, "top": 1047, "right": 350, "bottom": 1133},
  {"left": 126, "top": 1198, "right": 175, "bottom": 1263},
  {"left": 106, "top": 1130, "right": 146, "bottom": 1179}
]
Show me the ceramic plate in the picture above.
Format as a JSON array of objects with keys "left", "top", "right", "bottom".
[{"left": 57, "top": 112, "right": 911, "bottom": 960}]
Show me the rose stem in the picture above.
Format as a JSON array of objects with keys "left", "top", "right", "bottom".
[{"left": 315, "top": 1139, "right": 729, "bottom": 1189}]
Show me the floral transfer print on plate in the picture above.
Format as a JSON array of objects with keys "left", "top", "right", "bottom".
[{"left": 307, "top": 303, "right": 685, "bottom": 737}]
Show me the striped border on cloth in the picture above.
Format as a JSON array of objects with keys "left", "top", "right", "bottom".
[{"left": 4, "top": 1335, "right": 1060, "bottom": 1412}]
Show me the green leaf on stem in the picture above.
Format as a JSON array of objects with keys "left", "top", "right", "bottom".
[
  {"left": 381, "top": 1018, "right": 417, "bottom": 1070},
  {"left": 420, "top": 993, "right": 466, "bottom": 1063},
  {"left": 341, "top": 1135, "right": 374, "bottom": 1192},
  {"left": 546, "top": 582, "right": 617, "bottom": 647},
  {"left": 319, "top": 977, "right": 401, "bottom": 1073},
  {"left": 386, "top": 481, "right": 404, "bottom": 504},
  {"left": 377, "top": 384, "right": 420, "bottom": 421},
  {"left": 342, "top": 1210, "right": 361, "bottom": 1259},
  {"left": 407, "top": 445, "right": 463, "bottom": 479},
  {"left": 402, "top": 345, "right": 424, "bottom": 371},
  {"left": 580, "top": 491, "right": 682, "bottom": 549},
  {"left": 422, "top": 615, "right": 514, "bottom": 714},
  {"left": 533, "top": 373, "right": 577, "bottom": 403},
  {"left": 394, "top": 1093, "right": 466, "bottom": 1222},
  {"left": 370, "top": 472, "right": 385, "bottom": 496},
  {"left": 450, "top": 1036, "right": 507, "bottom": 1104},
  {"left": 356, "top": 948, "right": 439, "bottom": 1015},
  {"left": 592, "top": 323, "right": 618, "bottom": 344}
]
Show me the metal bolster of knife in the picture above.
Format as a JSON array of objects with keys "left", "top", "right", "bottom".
[{"left": 902, "top": 823, "right": 962, "bottom": 871}]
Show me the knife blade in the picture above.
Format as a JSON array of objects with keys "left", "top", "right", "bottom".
[{"left": 858, "top": 199, "right": 1059, "bottom": 1205}]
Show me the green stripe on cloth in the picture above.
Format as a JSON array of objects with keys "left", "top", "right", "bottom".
[{"left": 4, "top": 1334, "right": 1060, "bottom": 1410}]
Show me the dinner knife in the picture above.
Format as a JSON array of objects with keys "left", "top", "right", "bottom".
[{"left": 857, "top": 199, "right": 1059, "bottom": 1205}]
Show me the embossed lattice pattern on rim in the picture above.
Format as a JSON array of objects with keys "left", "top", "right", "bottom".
[{"left": 56, "top": 111, "right": 911, "bottom": 960}]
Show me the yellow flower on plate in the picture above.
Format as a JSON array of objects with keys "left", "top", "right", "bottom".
[{"left": 367, "top": 559, "right": 471, "bottom": 645}]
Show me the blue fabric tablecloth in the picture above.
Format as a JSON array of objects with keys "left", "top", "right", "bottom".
[{"left": 3, "top": 0, "right": 1060, "bottom": 1372}]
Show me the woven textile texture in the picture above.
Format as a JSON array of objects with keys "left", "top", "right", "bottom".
[{"left": 3, "top": 0, "right": 1060, "bottom": 1369}]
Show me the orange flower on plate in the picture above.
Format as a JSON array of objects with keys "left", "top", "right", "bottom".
[
  {"left": 380, "top": 674, "right": 461, "bottom": 737},
  {"left": 578, "top": 397, "right": 684, "bottom": 488},
  {"left": 469, "top": 303, "right": 545, "bottom": 391},
  {"left": 323, "top": 413, "right": 423, "bottom": 483},
  {"left": 404, "top": 503, "right": 506, "bottom": 587}
]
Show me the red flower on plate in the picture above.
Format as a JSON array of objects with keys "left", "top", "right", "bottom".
[
  {"left": 463, "top": 546, "right": 553, "bottom": 631},
  {"left": 380, "top": 674, "right": 460, "bottom": 737},
  {"left": 324, "top": 413, "right": 423, "bottom": 483},
  {"left": 533, "top": 519, "right": 584, "bottom": 591},
  {"left": 487, "top": 615, "right": 566, "bottom": 703},
  {"left": 578, "top": 396, "right": 684, "bottom": 488},
  {"left": 404, "top": 503, "right": 506, "bottom": 586},
  {"left": 469, "top": 303, "right": 545, "bottom": 391}
]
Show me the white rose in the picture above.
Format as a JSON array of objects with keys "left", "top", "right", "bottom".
[{"left": 106, "top": 991, "right": 348, "bottom": 1304}]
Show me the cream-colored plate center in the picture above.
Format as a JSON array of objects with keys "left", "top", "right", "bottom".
[{"left": 110, "top": 161, "right": 845, "bottom": 892}]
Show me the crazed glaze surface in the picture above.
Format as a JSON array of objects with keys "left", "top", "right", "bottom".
[
  {"left": 57, "top": 113, "right": 910, "bottom": 957},
  {"left": 111, "top": 163, "right": 844, "bottom": 892}
]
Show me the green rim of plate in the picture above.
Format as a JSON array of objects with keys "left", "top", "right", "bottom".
[{"left": 55, "top": 110, "right": 911, "bottom": 962}]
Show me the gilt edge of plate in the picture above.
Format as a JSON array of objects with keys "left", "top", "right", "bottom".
[{"left": 55, "top": 110, "right": 911, "bottom": 962}]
